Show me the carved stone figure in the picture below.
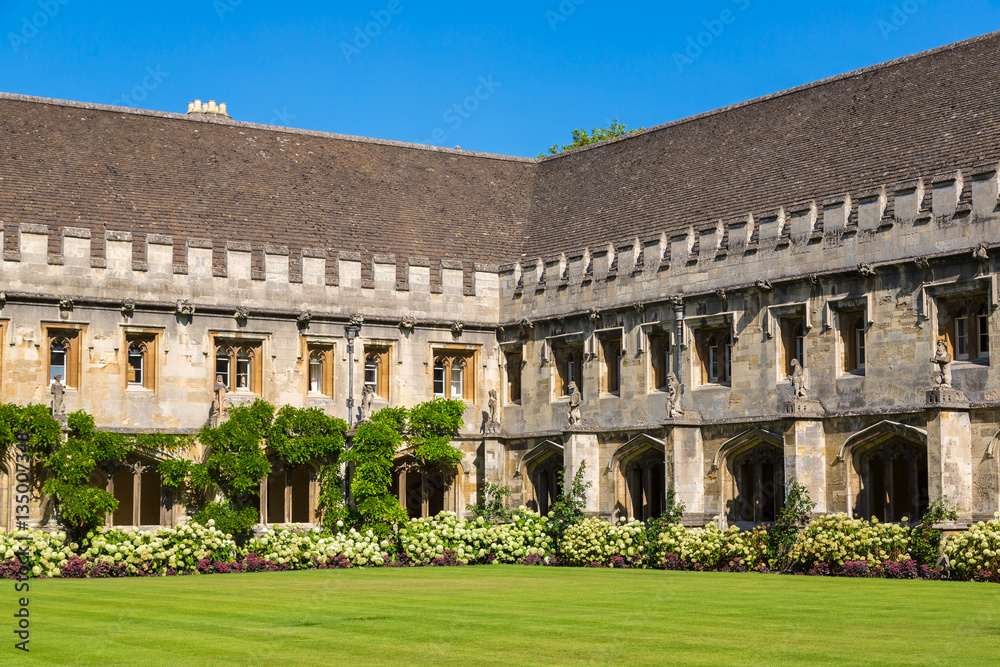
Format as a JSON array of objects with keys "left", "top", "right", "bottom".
[
  {"left": 359, "top": 384, "right": 375, "bottom": 423},
  {"left": 789, "top": 358, "right": 810, "bottom": 398},
  {"left": 931, "top": 339, "right": 953, "bottom": 388},
  {"left": 488, "top": 389, "right": 498, "bottom": 424},
  {"left": 50, "top": 374, "right": 65, "bottom": 417},
  {"left": 399, "top": 315, "right": 415, "bottom": 332},
  {"left": 665, "top": 372, "right": 682, "bottom": 419},
  {"left": 212, "top": 375, "right": 227, "bottom": 420},
  {"left": 567, "top": 381, "right": 582, "bottom": 426}
]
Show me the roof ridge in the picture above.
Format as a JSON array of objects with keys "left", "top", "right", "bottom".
[
  {"left": 0, "top": 91, "right": 536, "bottom": 164},
  {"left": 538, "top": 29, "right": 1000, "bottom": 161}
]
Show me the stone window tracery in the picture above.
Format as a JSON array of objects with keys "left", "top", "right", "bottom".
[
  {"left": 729, "top": 444, "right": 784, "bottom": 524},
  {"left": 432, "top": 350, "right": 474, "bottom": 401},
  {"left": 553, "top": 341, "right": 584, "bottom": 398},
  {"left": 305, "top": 343, "right": 334, "bottom": 398},
  {"left": 364, "top": 345, "right": 390, "bottom": 399},
  {"left": 696, "top": 328, "right": 731, "bottom": 386},
  {"left": 856, "top": 438, "right": 928, "bottom": 523},
  {"left": 46, "top": 328, "right": 81, "bottom": 388},
  {"left": 623, "top": 451, "right": 665, "bottom": 521},
  {"left": 940, "top": 297, "right": 989, "bottom": 362},
  {"left": 391, "top": 456, "right": 458, "bottom": 519},
  {"left": 215, "top": 340, "right": 263, "bottom": 394}
]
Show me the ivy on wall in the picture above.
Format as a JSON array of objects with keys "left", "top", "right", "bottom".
[
  {"left": 0, "top": 403, "right": 192, "bottom": 541},
  {"left": 159, "top": 399, "right": 349, "bottom": 539},
  {"left": 344, "top": 397, "right": 466, "bottom": 537}
]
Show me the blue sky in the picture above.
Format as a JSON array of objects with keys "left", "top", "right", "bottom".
[{"left": 1, "top": 0, "right": 998, "bottom": 157}]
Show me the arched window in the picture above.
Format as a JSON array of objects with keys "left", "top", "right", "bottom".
[
  {"left": 127, "top": 341, "right": 146, "bottom": 387},
  {"left": 106, "top": 461, "right": 165, "bottom": 526},
  {"left": 236, "top": 347, "right": 253, "bottom": 391},
  {"left": 624, "top": 452, "right": 665, "bottom": 521},
  {"left": 730, "top": 444, "right": 784, "bottom": 524},
  {"left": 697, "top": 328, "right": 732, "bottom": 386},
  {"left": 214, "top": 339, "right": 263, "bottom": 394},
  {"left": 858, "top": 439, "right": 928, "bottom": 522},
  {"left": 530, "top": 456, "right": 562, "bottom": 516},
  {"left": 432, "top": 351, "right": 475, "bottom": 401},
  {"left": 364, "top": 346, "right": 390, "bottom": 398},
  {"left": 391, "top": 456, "right": 457, "bottom": 519},
  {"left": 308, "top": 350, "right": 324, "bottom": 394},
  {"left": 941, "top": 298, "right": 990, "bottom": 361},
  {"left": 50, "top": 338, "right": 68, "bottom": 382}
]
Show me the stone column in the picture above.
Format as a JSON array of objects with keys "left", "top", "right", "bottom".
[
  {"left": 481, "top": 438, "right": 504, "bottom": 487},
  {"left": 669, "top": 424, "right": 705, "bottom": 518},
  {"left": 564, "top": 430, "right": 601, "bottom": 514},
  {"left": 926, "top": 388, "right": 974, "bottom": 521},
  {"left": 782, "top": 406, "right": 827, "bottom": 513}
]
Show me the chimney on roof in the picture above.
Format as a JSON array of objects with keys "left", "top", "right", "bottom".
[{"left": 186, "top": 99, "right": 231, "bottom": 120}]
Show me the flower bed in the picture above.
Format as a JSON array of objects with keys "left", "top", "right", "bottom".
[{"left": 1, "top": 514, "right": 998, "bottom": 583}]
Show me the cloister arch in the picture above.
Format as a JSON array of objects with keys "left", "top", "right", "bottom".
[
  {"left": 610, "top": 434, "right": 666, "bottom": 522},
  {"left": 391, "top": 453, "right": 462, "bottom": 519},
  {"left": 838, "top": 420, "right": 928, "bottom": 522},
  {"left": 712, "top": 428, "right": 785, "bottom": 528},
  {"left": 518, "top": 440, "right": 564, "bottom": 516}
]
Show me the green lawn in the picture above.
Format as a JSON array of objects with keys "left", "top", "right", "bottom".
[{"left": 7, "top": 567, "right": 1000, "bottom": 666}]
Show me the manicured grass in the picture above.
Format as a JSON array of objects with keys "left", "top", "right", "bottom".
[{"left": 8, "top": 567, "right": 1000, "bottom": 666}]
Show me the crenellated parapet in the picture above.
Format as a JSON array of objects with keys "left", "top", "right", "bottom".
[
  {"left": 502, "top": 164, "right": 1000, "bottom": 321},
  {"left": 0, "top": 225, "right": 501, "bottom": 324}
]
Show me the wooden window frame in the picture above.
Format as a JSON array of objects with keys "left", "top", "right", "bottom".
[
  {"left": 432, "top": 348, "right": 476, "bottom": 402},
  {"left": 597, "top": 332, "right": 622, "bottom": 396},
  {"left": 363, "top": 345, "right": 391, "bottom": 400},
  {"left": 502, "top": 345, "right": 523, "bottom": 405},
  {"left": 695, "top": 327, "right": 732, "bottom": 387},
  {"left": 553, "top": 341, "right": 584, "bottom": 398},
  {"left": 214, "top": 337, "right": 263, "bottom": 394},
  {"left": 306, "top": 345, "right": 334, "bottom": 397},
  {"left": 779, "top": 317, "right": 805, "bottom": 378},
  {"left": 938, "top": 296, "right": 990, "bottom": 362},
  {"left": 45, "top": 325, "right": 83, "bottom": 389},
  {"left": 125, "top": 331, "right": 158, "bottom": 392}
]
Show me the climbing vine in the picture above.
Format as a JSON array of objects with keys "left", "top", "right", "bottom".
[
  {"left": 343, "top": 398, "right": 466, "bottom": 537},
  {"left": 159, "top": 399, "right": 348, "bottom": 539},
  {"left": 0, "top": 403, "right": 192, "bottom": 541}
]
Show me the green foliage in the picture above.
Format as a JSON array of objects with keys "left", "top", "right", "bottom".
[
  {"left": 158, "top": 459, "right": 193, "bottom": 489},
  {"left": 198, "top": 399, "right": 274, "bottom": 498},
  {"left": 467, "top": 482, "right": 513, "bottom": 524},
  {"left": 408, "top": 398, "right": 465, "bottom": 468},
  {"left": 344, "top": 415, "right": 407, "bottom": 537},
  {"left": 767, "top": 483, "right": 817, "bottom": 570},
  {"left": 0, "top": 402, "right": 63, "bottom": 461},
  {"left": 194, "top": 501, "right": 259, "bottom": 538},
  {"left": 910, "top": 497, "right": 958, "bottom": 565},
  {"left": 542, "top": 119, "right": 643, "bottom": 156},
  {"left": 548, "top": 461, "right": 591, "bottom": 550},
  {"left": 644, "top": 489, "right": 687, "bottom": 563},
  {"left": 269, "top": 405, "right": 347, "bottom": 465}
]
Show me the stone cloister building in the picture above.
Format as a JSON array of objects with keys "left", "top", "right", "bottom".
[{"left": 2, "top": 34, "right": 1000, "bottom": 531}]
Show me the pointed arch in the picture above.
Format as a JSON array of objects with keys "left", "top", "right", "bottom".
[
  {"left": 837, "top": 420, "right": 927, "bottom": 463},
  {"left": 611, "top": 434, "right": 666, "bottom": 522},
  {"left": 710, "top": 428, "right": 783, "bottom": 475},
  {"left": 518, "top": 440, "right": 565, "bottom": 516},
  {"left": 838, "top": 420, "right": 928, "bottom": 521}
]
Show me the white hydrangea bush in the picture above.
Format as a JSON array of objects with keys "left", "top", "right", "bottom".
[
  {"left": 787, "top": 513, "right": 910, "bottom": 568},
  {"left": 655, "top": 522, "right": 766, "bottom": 569},
  {"left": 398, "top": 509, "right": 551, "bottom": 565},
  {"left": 944, "top": 518, "right": 1000, "bottom": 579},
  {"left": 81, "top": 520, "right": 237, "bottom": 573},
  {"left": 244, "top": 524, "right": 390, "bottom": 568},
  {"left": 561, "top": 518, "right": 646, "bottom": 566},
  {"left": 0, "top": 528, "right": 74, "bottom": 578}
]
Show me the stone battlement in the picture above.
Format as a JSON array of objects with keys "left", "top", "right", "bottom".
[
  {"left": 0, "top": 226, "right": 501, "bottom": 324},
  {"left": 503, "top": 164, "right": 1000, "bottom": 320}
]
